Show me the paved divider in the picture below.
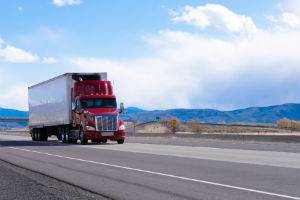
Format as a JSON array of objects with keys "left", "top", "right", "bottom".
[{"left": 126, "top": 132, "right": 300, "bottom": 143}]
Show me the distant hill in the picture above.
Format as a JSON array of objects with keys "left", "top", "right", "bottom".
[
  {"left": 126, "top": 107, "right": 147, "bottom": 114},
  {"left": 0, "top": 107, "right": 29, "bottom": 117},
  {"left": 120, "top": 103, "right": 300, "bottom": 124},
  {"left": 0, "top": 107, "right": 29, "bottom": 130}
]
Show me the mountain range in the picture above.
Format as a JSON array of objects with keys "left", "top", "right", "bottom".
[
  {"left": 0, "top": 107, "right": 29, "bottom": 129},
  {"left": 0, "top": 107, "right": 29, "bottom": 118},
  {"left": 0, "top": 103, "right": 299, "bottom": 129},
  {"left": 121, "top": 103, "right": 300, "bottom": 124}
]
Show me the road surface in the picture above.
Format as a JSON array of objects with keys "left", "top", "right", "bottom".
[{"left": 0, "top": 132, "right": 299, "bottom": 200}]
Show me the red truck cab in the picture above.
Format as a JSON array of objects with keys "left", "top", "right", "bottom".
[{"left": 72, "top": 80, "right": 125, "bottom": 144}]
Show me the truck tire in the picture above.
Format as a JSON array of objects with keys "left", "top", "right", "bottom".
[
  {"left": 80, "top": 129, "right": 87, "bottom": 145},
  {"left": 34, "top": 129, "right": 38, "bottom": 141},
  {"left": 65, "top": 133, "right": 69, "bottom": 143},
  {"left": 41, "top": 128, "right": 48, "bottom": 141},
  {"left": 32, "top": 129, "right": 36, "bottom": 141},
  {"left": 37, "top": 129, "right": 41, "bottom": 141},
  {"left": 57, "top": 134, "right": 62, "bottom": 140},
  {"left": 65, "top": 127, "right": 70, "bottom": 143},
  {"left": 117, "top": 139, "right": 124, "bottom": 144},
  {"left": 61, "top": 128, "right": 66, "bottom": 143},
  {"left": 70, "top": 138, "right": 78, "bottom": 144},
  {"left": 34, "top": 129, "right": 39, "bottom": 141}
]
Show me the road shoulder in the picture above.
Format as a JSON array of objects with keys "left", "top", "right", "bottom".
[{"left": 0, "top": 159, "right": 110, "bottom": 200}]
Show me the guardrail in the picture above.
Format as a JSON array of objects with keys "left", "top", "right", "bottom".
[{"left": 0, "top": 117, "right": 29, "bottom": 122}]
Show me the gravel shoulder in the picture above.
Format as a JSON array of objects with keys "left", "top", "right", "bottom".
[{"left": 0, "top": 159, "right": 110, "bottom": 200}]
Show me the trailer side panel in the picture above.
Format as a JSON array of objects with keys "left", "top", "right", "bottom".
[{"left": 28, "top": 75, "right": 71, "bottom": 127}]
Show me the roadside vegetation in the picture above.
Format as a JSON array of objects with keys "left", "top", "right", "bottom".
[{"left": 277, "top": 118, "right": 300, "bottom": 129}]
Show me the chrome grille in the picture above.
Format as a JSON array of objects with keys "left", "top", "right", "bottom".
[{"left": 96, "top": 115, "right": 118, "bottom": 131}]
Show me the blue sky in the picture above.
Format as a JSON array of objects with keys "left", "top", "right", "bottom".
[{"left": 0, "top": 0, "right": 299, "bottom": 111}]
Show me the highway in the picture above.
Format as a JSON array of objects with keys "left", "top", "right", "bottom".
[{"left": 0, "top": 132, "right": 299, "bottom": 200}]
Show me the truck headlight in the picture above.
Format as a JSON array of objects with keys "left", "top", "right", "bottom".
[
  {"left": 86, "top": 126, "right": 96, "bottom": 131},
  {"left": 118, "top": 125, "right": 125, "bottom": 130}
]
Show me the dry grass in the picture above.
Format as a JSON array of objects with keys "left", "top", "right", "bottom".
[
  {"left": 277, "top": 118, "right": 300, "bottom": 129},
  {"left": 186, "top": 119, "right": 202, "bottom": 133},
  {"left": 158, "top": 118, "right": 203, "bottom": 133},
  {"left": 231, "top": 122, "right": 276, "bottom": 127},
  {"left": 126, "top": 117, "right": 300, "bottom": 135}
]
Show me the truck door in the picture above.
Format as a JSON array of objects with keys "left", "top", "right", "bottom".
[{"left": 73, "top": 98, "right": 82, "bottom": 126}]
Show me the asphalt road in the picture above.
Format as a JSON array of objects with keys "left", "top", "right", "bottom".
[{"left": 0, "top": 132, "right": 299, "bottom": 200}]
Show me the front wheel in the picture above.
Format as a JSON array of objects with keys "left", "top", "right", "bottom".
[
  {"left": 117, "top": 139, "right": 124, "bottom": 144},
  {"left": 80, "top": 129, "right": 88, "bottom": 145}
]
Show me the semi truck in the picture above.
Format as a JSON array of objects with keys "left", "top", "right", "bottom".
[{"left": 28, "top": 73, "right": 126, "bottom": 145}]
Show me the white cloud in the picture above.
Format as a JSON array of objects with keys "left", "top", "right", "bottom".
[
  {"left": 41, "top": 57, "right": 56, "bottom": 64},
  {"left": 280, "top": 12, "right": 299, "bottom": 28},
  {"left": 68, "top": 3, "right": 299, "bottom": 110},
  {"left": 278, "top": 0, "right": 300, "bottom": 15},
  {"left": 269, "top": 0, "right": 299, "bottom": 29},
  {"left": 0, "top": 38, "right": 57, "bottom": 64},
  {"left": 267, "top": 13, "right": 299, "bottom": 29},
  {"left": 53, "top": 0, "right": 82, "bottom": 7},
  {"left": 0, "top": 45, "right": 38, "bottom": 63},
  {"left": 171, "top": 4, "right": 257, "bottom": 35},
  {"left": 70, "top": 26, "right": 299, "bottom": 110},
  {"left": 0, "top": 84, "right": 29, "bottom": 111},
  {"left": 18, "top": 6, "right": 23, "bottom": 11}
]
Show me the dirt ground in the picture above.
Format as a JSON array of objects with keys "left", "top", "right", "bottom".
[
  {"left": 125, "top": 122, "right": 300, "bottom": 136},
  {"left": 8, "top": 122, "right": 300, "bottom": 136}
]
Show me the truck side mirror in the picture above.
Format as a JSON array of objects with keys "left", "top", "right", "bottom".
[
  {"left": 120, "top": 102, "right": 125, "bottom": 113},
  {"left": 72, "top": 102, "right": 76, "bottom": 111}
]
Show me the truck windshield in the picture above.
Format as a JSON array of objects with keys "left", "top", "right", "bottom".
[{"left": 81, "top": 98, "right": 117, "bottom": 108}]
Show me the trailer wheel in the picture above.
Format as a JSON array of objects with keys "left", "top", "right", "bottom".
[
  {"left": 69, "top": 138, "right": 77, "bottom": 144},
  {"left": 32, "top": 129, "right": 36, "bottom": 141},
  {"left": 117, "top": 139, "right": 124, "bottom": 144},
  {"left": 61, "top": 128, "right": 66, "bottom": 143},
  {"left": 57, "top": 134, "right": 62, "bottom": 140},
  {"left": 65, "top": 133, "right": 69, "bottom": 143},
  {"left": 65, "top": 127, "right": 71, "bottom": 143},
  {"left": 34, "top": 129, "right": 38, "bottom": 141},
  {"left": 34, "top": 129, "right": 39, "bottom": 141},
  {"left": 41, "top": 128, "right": 48, "bottom": 141},
  {"left": 80, "top": 129, "right": 87, "bottom": 145},
  {"left": 37, "top": 129, "right": 42, "bottom": 141}
]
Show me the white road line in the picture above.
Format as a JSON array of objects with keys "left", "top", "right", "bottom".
[{"left": 8, "top": 146, "right": 300, "bottom": 200}]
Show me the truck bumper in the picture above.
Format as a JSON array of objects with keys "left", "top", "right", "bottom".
[{"left": 84, "top": 130, "right": 125, "bottom": 140}]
